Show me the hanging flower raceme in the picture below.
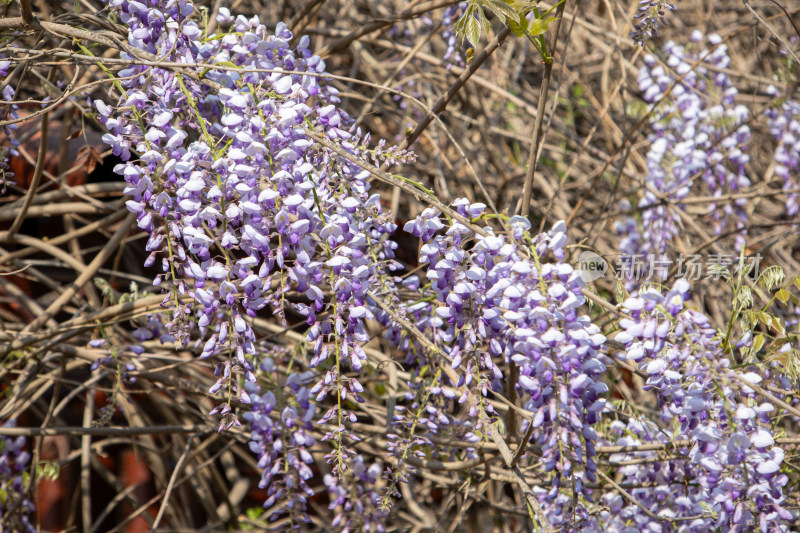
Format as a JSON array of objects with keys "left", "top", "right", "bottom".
[
  {"left": 243, "top": 355, "right": 318, "bottom": 526},
  {"left": 98, "top": 0, "right": 411, "bottom": 519},
  {"left": 620, "top": 31, "right": 751, "bottom": 276},
  {"left": 0, "top": 58, "right": 19, "bottom": 193},
  {"left": 610, "top": 279, "right": 793, "bottom": 531},
  {"left": 764, "top": 86, "right": 800, "bottom": 217},
  {"left": 0, "top": 420, "right": 35, "bottom": 533},
  {"left": 393, "top": 208, "right": 607, "bottom": 522},
  {"left": 325, "top": 455, "right": 387, "bottom": 532},
  {"left": 98, "top": 0, "right": 406, "bottom": 414},
  {"left": 630, "top": 0, "right": 679, "bottom": 45}
]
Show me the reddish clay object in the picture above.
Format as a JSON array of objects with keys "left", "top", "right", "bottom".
[
  {"left": 119, "top": 450, "right": 156, "bottom": 533},
  {"left": 37, "top": 476, "right": 65, "bottom": 531},
  {"left": 4, "top": 109, "right": 104, "bottom": 190},
  {"left": 37, "top": 435, "right": 69, "bottom": 532}
]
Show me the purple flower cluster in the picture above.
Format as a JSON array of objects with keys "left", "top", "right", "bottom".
[
  {"left": 630, "top": 0, "right": 678, "bottom": 45},
  {"left": 0, "top": 420, "right": 35, "bottom": 533},
  {"left": 0, "top": 58, "right": 19, "bottom": 192},
  {"left": 764, "top": 86, "right": 800, "bottom": 216},
  {"left": 606, "top": 280, "right": 792, "bottom": 531},
  {"left": 535, "top": 280, "right": 793, "bottom": 531},
  {"left": 243, "top": 356, "right": 318, "bottom": 525},
  {"left": 391, "top": 2, "right": 465, "bottom": 66},
  {"left": 619, "top": 32, "right": 751, "bottom": 270},
  {"left": 388, "top": 3, "right": 467, "bottom": 117},
  {"left": 325, "top": 456, "right": 387, "bottom": 532},
  {"left": 99, "top": 0, "right": 402, "bottom": 416},
  {"left": 383, "top": 368, "right": 482, "bottom": 504},
  {"left": 98, "top": 0, "right": 410, "bottom": 519},
  {"left": 441, "top": 3, "right": 468, "bottom": 65},
  {"left": 398, "top": 208, "right": 607, "bottom": 515}
]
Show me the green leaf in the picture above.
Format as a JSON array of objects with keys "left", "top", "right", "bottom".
[
  {"left": 755, "top": 311, "right": 773, "bottom": 328},
  {"left": 503, "top": 0, "right": 535, "bottom": 11},
  {"left": 528, "top": 16, "right": 555, "bottom": 37},
  {"left": 757, "top": 265, "right": 785, "bottom": 291},
  {"left": 246, "top": 506, "right": 264, "bottom": 520},
  {"left": 741, "top": 310, "right": 756, "bottom": 330},
  {"left": 751, "top": 285, "right": 768, "bottom": 303},
  {"left": 776, "top": 288, "right": 791, "bottom": 304},
  {"left": 39, "top": 462, "right": 60, "bottom": 482},
  {"left": 707, "top": 264, "right": 730, "bottom": 280},
  {"left": 481, "top": 11, "right": 491, "bottom": 40},
  {"left": 507, "top": 14, "right": 527, "bottom": 36},
  {"left": 465, "top": 15, "right": 481, "bottom": 47},
  {"left": 454, "top": 13, "right": 469, "bottom": 42},
  {"left": 614, "top": 279, "right": 626, "bottom": 304},
  {"left": 699, "top": 501, "right": 718, "bottom": 518},
  {"left": 736, "top": 286, "right": 753, "bottom": 309},
  {"left": 626, "top": 99, "right": 648, "bottom": 118},
  {"left": 753, "top": 334, "right": 766, "bottom": 354},
  {"left": 772, "top": 316, "right": 786, "bottom": 337},
  {"left": 487, "top": 0, "right": 519, "bottom": 21}
]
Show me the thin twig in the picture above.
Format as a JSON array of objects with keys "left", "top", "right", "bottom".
[
  {"left": 320, "top": 0, "right": 459, "bottom": 58},
  {"left": 18, "top": 0, "right": 33, "bottom": 25},
  {"left": 303, "top": 126, "right": 488, "bottom": 236},
  {"left": 0, "top": 425, "right": 213, "bottom": 436},
  {"left": 402, "top": 26, "right": 512, "bottom": 151},
  {"left": 518, "top": 1, "right": 568, "bottom": 220},
  {"left": 743, "top": 0, "right": 800, "bottom": 64},
  {"left": 151, "top": 435, "right": 196, "bottom": 529},
  {"left": 6, "top": 108, "right": 49, "bottom": 242},
  {"left": 19, "top": 211, "right": 136, "bottom": 333},
  {"left": 597, "top": 469, "right": 665, "bottom": 522}
]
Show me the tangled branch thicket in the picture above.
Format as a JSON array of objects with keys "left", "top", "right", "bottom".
[{"left": 0, "top": 0, "right": 799, "bottom": 531}]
